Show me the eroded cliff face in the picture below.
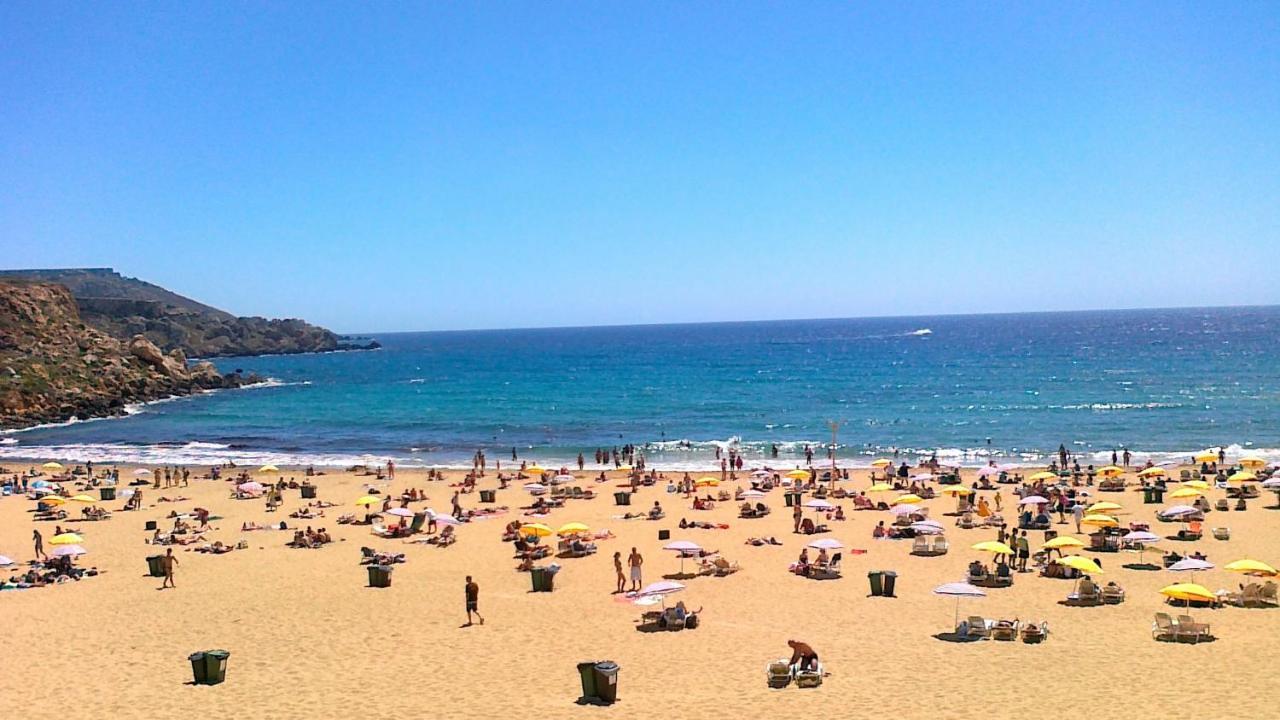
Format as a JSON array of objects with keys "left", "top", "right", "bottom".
[{"left": 0, "top": 281, "right": 258, "bottom": 429}]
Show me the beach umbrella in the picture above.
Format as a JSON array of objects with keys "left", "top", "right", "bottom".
[
  {"left": 616, "top": 465, "right": 633, "bottom": 472},
  {"left": 910, "top": 520, "right": 945, "bottom": 535},
  {"left": 1123, "top": 530, "right": 1160, "bottom": 544},
  {"left": 786, "top": 469, "right": 811, "bottom": 480},
  {"left": 1240, "top": 457, "right": 1266, "bottom": 469},
  {"left": 550, "top": 474, "right": 575, "bottom": 485},
  {"left": 803, "top": 498, "right": 835, "bottom": 511},
  {"left": 1224, "top": 559, "right": 1278, "bottom": 577},
  {"left": 663, "top": 540, "right": 702, "bottom": 575},
  {"left": 741, "top": 489, "right": 767, "bottom": 499},
  {"left": 383, "top": 507, "right": 413, "bottom": 518},
  {"left": 807, "top": 538, "right": 843, "bottom": 550},
  {"left": 50, "top": 532, "right": 83, "bottom": 545},
  {"left": 69, "top": 494, "right": 96, "bottom": 503},
  {"left": 133, "top": 469, "right": 152, "bottom": 477},
  {"left": 1181, "top": 479, "right": 1211, "bottom": 490},
  {"left": 695, "top": 477, "right": 719, "bottom": 487},
  {"left": 40, "top": 495, "right": 66, "bottom": 505},
  {"left": 1262, "top": 478, "right": 1280, "bottom": 489},
  {"left": 1161, "top": 504, "right": 1200, "bottom": 518},
  {"left": 889, "top": 503, "right": 921, "bottom": 517},
  {"left": 1194, "top": 452, "right": 1218, "bottom": 464},
  {"left": 1167, "top": 487, "right": 1203, "bottom": 500},
  {"left": 238, "top": 481, "right": 264, "bottom": 493},
  {"left": 51, "top": 545, "right": 87, "bottom": 558},
  {"left": 1159, "top": 582, "right": 1215, "bottom": 605},
  {"left": 636, "top": 580, "right": 685, "bottom": 608},
  {"left": 1029, "top": 471, "right": 1057, "bottom": 482},
  {"left": 30, "top": 479, "right": 51, "bottom": 488},
  {"left": 751, "top": 469, "right": 771, "bottom": 477},
  {"left": 893, "top": 494, "right": 923, "bottom": 505},
  {"left": 1168, "top": 558, "right": 1215, "bottom": 583},
  {"left": 934, "top": 582, "right": 986, "bottom": 627},
  {"left": 524, "top": 465, "right": 547, "bottom": 475},
  {"left": 867, "top": 483, "right": 894, "bottom": 493},
  {"left": 1019, "top": 495, "right": 1049, "bottom": 506},
  {"left": 522, "top": 483, "right": 547, "bottom": 493},
  {"left": 1057, "top": 555, "right": 1104, "bottom": 574},
  {"left": 1138, "top": 467, "right": 1167, "bottom": 478},
  {"left": 0, "top": 554, "right": 13, "bottom": 566},
  {"left": 42, "top": 462, "right": 64, "bottom": 471},
  {"left": 520, "top": 523, "right": 553, "bottom": 538},
  {"left": 1081, "top": 514, "right": 1118, "bottom": 528},
  {"left": 971, "top": 540, "right": 1014, "bottom": 555},
  {"left": 1043, "top": 536, "right": 1085, "bottom": 550},
  {"left": 937, "top": 486, "right": 970, "bottom": 497},
  {"left": 1227, "top": 471, "right": 1256, "bottom": 483},
  {"left": 870, "top": 459, "right": 892, "bottom": 468},
  {"left": 1097, "top": 465, "right": 1125, "bottom": 478},
  {"left": 1086, "top": 501, "right": 1124, "bottom": 514},
  {"left": 556, "top": 522, "right": 590, "bottom": 536},
  {"left": 977, "top": 466, "right": 1002, "bottom": 478},
  {"left": 910, "top": 473, "right": 935, "bottom": 482},
  {"left": 258, "top": 465, "right": 280, "bottom": 474},
  {"left": 430, "top": 512, "right": 461, "bottom": 526},
  {"left": 354, "top": 495, "right": 381, "bottom": 507}
]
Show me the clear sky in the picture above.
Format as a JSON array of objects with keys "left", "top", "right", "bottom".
[{"left": 2, "top": 3, "right": 1277, "bottom": 332}]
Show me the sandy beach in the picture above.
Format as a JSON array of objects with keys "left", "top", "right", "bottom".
[{"left": 2, "top": 461, "right": 1278, "bottom": 719}]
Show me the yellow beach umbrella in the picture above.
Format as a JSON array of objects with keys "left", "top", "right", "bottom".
[
  {"left": 1029, "top": 471, "right": 1057, "bottom": 482},
  {"left": 42, "top": 462, "right": 64, "bottom": 471},
  {"left": 1194, "top": 452, "right": 1218, "bottom": 464},
  {"left": 1224, "top": 559, "right": 1278, "bottom": 576},
  {"left": 524, "top": 465, "right": 547, "bottom": 475},
  {"left": 695, "top": 477, "right": 719, "bottom": 487},
  {"left": 520, "top": 523, "right": 553, "bottom": 538},
  {"left": 41, "top": 496, "right": 67, "bottom": 506},
  {"left": 893, "top": 494, "right": 924, "bottom": 505},
  {"left": 354, "top": 495, "right": 381, "bottom": 506},
  {"left": 786, "top": 469, "right": 810, "bottom": 480},
  {"left": 258, "top": 464, "right": 280, "bottom": 474},
  {"left": 871, "top": 459, "right": 892, "bottom": 468},
  {"left": 1097, "top": 465, "right": 1124, "bottom": 478},
  {"left": 1057, "top": 555, "right": 1104, "bottom": 574},
  {"left": 1239, "top": 457, "right": 1266, "bottom": 469},
  {"left": 938, "top": 486, "right": 970, "bottom": 496},
  {"left": 1180, "top": 480, "right": 1211, "bottom": 490},
  {"left": 1168, "top": 487, "right": 1203, "bottom": 500},
  {"left": 971, "top": 540, "right": 1014, "bottom": 555},
  {"left": 556, "top": 522, "right": 590, "bottom": 536},
  {"left": 1228, "top": 471, "right": 1256, "bottom": 483},
  {"left": 1138, "top": 467, "right": 1167, "bottom": 478},
  {"left": 1043, "top": 536, "right": 1085, "bottom": 550},
  {"left": 867, "top": 483, "right": 894, "bottom": 493},
  {"left": 1159, "top": 583, "right": 1216, "bottom": 603},
  {"left": 616, "top": 464, "right": 633, "bottom": 472},
  {"left": 1086, "top": 501, "right": 1124, "bottom": 514},
  {"left": 50, "top": 532, "right": 84, "bottom": 545},
  {"left": 1081, "top": 514, "right": 1118, "bottom": 528},
  {"left": 69, "top": 494, "right": 97, "bottom": 503}
]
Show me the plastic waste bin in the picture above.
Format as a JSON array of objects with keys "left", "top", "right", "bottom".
[
  {"left": 480, "top": 489, "right": 496, "bottom": 503},
  {"left": 882, "top": 571, "right": 898, "bottom": 597},
  {"left": 147, "top": 555, "right": 166, "bottom": 577},
  {"left": 188, "top": 652, "right": 208, "bottom": 684},
  {"left": 614, "top": 492, "right": 631, "bottom": 506},
  {"left": 145, "top": 520, "right": 158, "bottom": 531},
  {"left": 99, "top": 486, "right": 116, "bottom": 501},
  {"left": 204, "top": 650, "right": 230, "bottom": 685},
  {"left": 657, "top": 529, "right": 670, "bottom": 541},
  {"left": 867, "top": 570, "right": 884, "bottom": 596},
  {"left": 784, "top": 492, "right": 796, "bottom": 507},
  {"left": 592, "top": 661, "right": 620, "bottom": 704},
  {"left": 577, "top": 661, "right": 598, "bottom": 699},
  {"left": 300, "top": 485, "right": 316, "bottom": 499},
  {"left": 1142, "top": 487, "right": 1154, "bottom": 504},
  {"left": 1151, "top": 487, "right": 1164, "bottom": 504},
  {"left": 367, "top": 565, "right": 392, "bottom": 588},
  {"left": 531, "top": 567, "right": 549, "bottom": 592}
]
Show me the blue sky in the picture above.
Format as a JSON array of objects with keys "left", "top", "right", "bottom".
[{"left": 2, "top": 3, "right": 1277, "bottom": 332}]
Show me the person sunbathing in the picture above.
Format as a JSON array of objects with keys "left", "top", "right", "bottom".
[{"left": 745, "top": 536, "right": 782, "bottom": 546}]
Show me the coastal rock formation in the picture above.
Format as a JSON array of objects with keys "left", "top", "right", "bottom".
[
  {"left": 0, "top": 280, "right": 262, "bottom": 429},
  {"left": 0, "top": 268, "right": 380, "bottom": 358}
]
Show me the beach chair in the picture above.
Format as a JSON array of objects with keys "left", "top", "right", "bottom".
[
  {"left": 931, "top": 537, "right": 949, "bottom": 555},
  {"left": 1152, "top": 613, "right": 1177, "bottom": 642},
  {"left": 1176, "top": 615, "right": 1211, "bottom": 643},
  {"left": 1212, "top": 527, "right": 1230, "bottom": 541},
  {"left": 793, "top": 664, "right": 823, "bottom": 688},
  {"left": 700, "top": 556, "right": 741, "bottom": 577},
  {"left": 959, "top": 616, "right": 991, "bottom": 640},
  {"left": 809, "top": 553, "right": 842, "bottom": 580},
  {"left": 1068, "top": 581, "right": 1102, "bottom": 606},
  {"left": 990, "top": 620, "right": 1018, "bottom": 641},
  {"left": 1101, "top": 584, "right": 1126, "bottom": 605},
  {"left": 1260, "top": 582, "right": 1279, "bottom": 607},
  {"left": 910, "top": 536, "right": 931, "bottom": 555},
  {"left": 1215, "top": 499, "right": 1229, "bottom": 512},
  {"left": 766, "top": 660, "right": 793, "bottom": 689},
  {"left": 1021, "top": 621, "right": 1049, "bottom": 644}
]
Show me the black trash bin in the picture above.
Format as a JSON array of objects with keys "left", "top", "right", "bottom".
[
  {"left": 784, "top": 492, "right": 796, "bottom": 507},
  {"left": 657, "top": 529, "right": 670, "bottom": 541},
  {"left": 1151, "top": 488, "right": 1165, "bottom": 504},
  {"left": 867, "top": 570, "right": 884, "bottom": 596},
  {"left": 1142, "top": 487, "right": 1154, "bottom": 504},
  {"left": 100, "top": 486, "right": 116, "bottom": 501},
  {"left": 145, "top": 520, "right": 158, "bottom": 531},
  {"left": 480, "top": 489, "right": 496, "bottom": 503},
  {"left": 531, "top": 567, "right": 549, "bottom": 592},
  {"left": 592, "top": 661, "right": 620, "bottom": 704},
  {"left": 577, "top": 661, "right": 598, "bottom": 699},
  {"left": 301, "top": 485, "right": 316, "bottom": 499},
  {"left": 203, "top": 650, "right": 230, "bottom": 685},
  {"left": 882, "top": 571, "right": 898, "bottom": 597},
  {"left": 367, "top": 565, "right": 392, "bottom": 588},
  {"left": 614, "top": 492, "right": 631, "bottom": 506},
  {"left": 146, "top": 555, "right": 166, "bottom": 577},
  {"left": 188, "top": 651, "right": 207, "bottom": 684}
]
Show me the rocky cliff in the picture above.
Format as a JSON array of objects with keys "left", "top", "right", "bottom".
[
  {"left": 0, "top": 280, "right": 262, "bottom": 429},
  {"left": 0, "top": 268, "right": 379, "bottom": 358}
]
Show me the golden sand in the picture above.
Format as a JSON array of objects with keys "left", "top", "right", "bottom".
[{"left": 2, "top": 464, "right": 1277, "bottom": 719}]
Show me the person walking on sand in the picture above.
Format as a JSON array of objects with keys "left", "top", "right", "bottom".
[
  {"left": 464, "top": 575, "right": 484, "bottom": 626},
  {"left": 161, "top": 547, "right": 178, "bottom": 588},
  {"left": 1073, "top": 501, "right": 1084, "bottom": 534},
  {"left": 32, "top": 529, "right": 46, "bottom": 561},
  {"left": 614, "top": 551, "right": 626, "bottom": 594},
  {"left": 628, "top": 547, "right": 643, "bottom": 592}
]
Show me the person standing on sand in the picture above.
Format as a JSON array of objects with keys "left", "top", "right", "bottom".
[
  {"left": 32, "top": 529, "right": 46, "bottom": 560},
  {"left": 793, "top": 503, "right": 803, "bottom": 534},
  {"left": 628, "top": 547, "right": 643, "bottom": 592},
  {"left": 1122, "top": 448, "right": 1131, "bottom": 467},
  {"left": 161, "top": 547, "right": 178, "bottom": 588},
  {"left": 1073, "top": 501, "right": 1084, "bottom": 534},
  {"left": 464, "top": 575, "right": 484, "bottom": 626},
  {"left": 614, "top": 551, "right": 626, "bottom": 593}
]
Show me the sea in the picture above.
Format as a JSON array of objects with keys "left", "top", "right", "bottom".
[{"left": 3, "top": 306, "right": 1279, "bottom": 470}]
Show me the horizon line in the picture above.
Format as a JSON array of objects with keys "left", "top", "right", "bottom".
[{"left": 345, "top": 301, "right": 1280, "bottom": 336}]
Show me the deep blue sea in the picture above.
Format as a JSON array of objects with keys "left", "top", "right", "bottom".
[{"left": 4, "top": 307, "right": 1280, "bottom": 469}]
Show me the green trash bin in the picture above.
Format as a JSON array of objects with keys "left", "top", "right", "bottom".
[
  {"left": 147, "top": 555, "right": 166, "bottom": 577},
  {"left": 99, "top": 486, "right": 116, "bottom": 501},
  {"left": 188, "top": 651, "right": 208, "bottom": 684},
  {"left": 367, "top": 565, "right": 392, "bottom": 588},
  {"left": 203, "top": 650, "right": 230, "bottom": 685},
  {"left": 1152, "top": 488, "right": 1165, "bottom": 504},
  {"left": 480, "top": 489, "right": 496, "bottom": 503},
  {"left": 577, "top": 661, "right": 598, "bottom": 699},
  {"left": 784, "top": 492, "right": 796, "bottom": 507},
  {"left": 868, "top": 570, "right": 884, "bottom": 596},
  {"left": 301, "top": 485, "right": 316, "bottom": 499},
  {"left": 1142, "top": 487, "right": 1154, "bottom": 504},
  {"left": 882, "top": 571, "right": 898, "bottom": 597},
  {"left": 531, "top": 567, "right": 547, "bottom": 592},
  {"left": 592, "top": 661, "right": 620, "bottom": 704},
  {"left": 614, "top": 492, "right": 631, "bottom": 506}
]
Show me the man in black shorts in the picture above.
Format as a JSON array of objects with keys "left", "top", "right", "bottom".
[
  {"left": 465, "top": 575, "right": 484, "bottom": 626},
  {"left": 787, "top": 639, "right": 818, "bottom": 671}
]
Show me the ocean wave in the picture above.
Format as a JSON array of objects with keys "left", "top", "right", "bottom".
[{"left": 909, "top": 328, "right": 932, "bottom": 336}]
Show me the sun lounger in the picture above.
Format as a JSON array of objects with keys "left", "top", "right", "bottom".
[
  {"left": 1101, "top": 584, "right": 1126, "bottom": 604},
  {"left": 1212, "top": 527, "right": 1230, "bottom": 541},
  {"left": 961, "top": 616, "right": 991, "bottom": 639},
  {"left": 990, "top": 619, "right": 1018, "bottom": 641},
  {"left": 910, "top": 536, "right": 930, "bottom": 555},
  {"left": 808, "top": 553, "right": 842, "bottom": 580},
  {"left": 1175, "top": 615, "right": 1211, "bottom": 643},
  {"left": 699, "top": 557, "right": 741, "bottom": 577},
  {"left": 766, "top": 659, "right": 792, "bottom": 689},
  {"left": 1067, "top": 582, "right": 1102, "bottom": 606},
  {"left": 1021, "top": 621, "right": 1049, "bottom": 643}
]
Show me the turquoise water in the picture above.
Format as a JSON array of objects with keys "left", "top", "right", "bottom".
[{"left": 4, "top": 307, "right": 1279, "bottom": 468}]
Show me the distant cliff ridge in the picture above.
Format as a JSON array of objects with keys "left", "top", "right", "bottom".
[
  {"left": 0, "top": 268, "right": 379, "bottom": 358},
  {"left": 0, "top": 280, "right": 263, "bottom": 429}
]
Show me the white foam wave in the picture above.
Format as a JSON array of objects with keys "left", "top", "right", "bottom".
[{"left": 909, "top": 328, "right": 932, "bottom": 336}]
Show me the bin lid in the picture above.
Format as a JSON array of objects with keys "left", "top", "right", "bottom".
[
  {"left": 188, "top": 652, "right": 206, "bottom": 660},
  {"left": 206, "top": 650, "right": 230, "bottom": 659},
  {"left": 594, "top": 661, "right": 619, "bottom": 672},
  {"left": 577, "top": 661, "right": 598, "bottom": 670}
]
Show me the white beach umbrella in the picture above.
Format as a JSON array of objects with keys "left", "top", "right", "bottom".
[
  {"left": 807, "top": 538, "right": 843, "bottom": 550},
  {"left": 550, "top": 474, "right": 575, "bottom": 485},
  {"left": 133, "top": 469, "right": 152, "bottom": 477},
  {"left": 803, "top": 499, "right": 834, "bottom": 510},
  {"left": 1168, "top": 557, "right": 1214, "bottom": 582},
  {"left": 383, "top": 507, "right": 413, "bottom": 518},
  {"left": 663, "top": 540, "right": 701, "bottom": 575},
  {"left": 51, "top": 545, "right": 87, "bottom": 557},
  {"left": 0, "top": 554, "right": 14, "bottom": 566},
  {"left": 1161, "top": 504, "right": 1200, "bottom": 518},
  {"left": 977, "top": 466, "right": 1002, "bottom": 477},
  {"left": 1019, "top": 495, "right": 1049, "bottom": 506},
  {"left": 741, "top": 489, "right": 767, "bottom": 499},
  {"left": 889, "top": 503, "right": 921, "bottom": 516},
  {"left": 935, "top": 582, "right": 986, "bottom": 628},
  {"left": 237, "top": 481, "right": 263, "bottom": 493},
  {"left": 911, "top": 473, "right": 935, "bottom": 482},
  {"left": 427, "top": 510, "right": 461, "bottom": 526},
  {"left": 523, "top": 483, "right": 546, "bottom": 494},
  {"left": 911, "top": 520, "right": 945, "bottom": 535}
]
